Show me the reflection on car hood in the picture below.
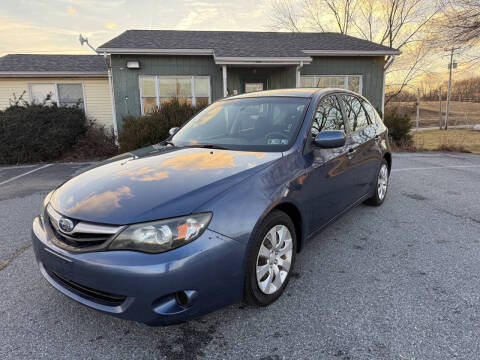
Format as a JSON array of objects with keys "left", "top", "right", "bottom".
[{"left": 50, "top": 146, "right": 281, "bottom": 224}]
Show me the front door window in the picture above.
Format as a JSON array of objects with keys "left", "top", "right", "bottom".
[{"left": 245, "top": 83, "right": 264, "bottom": 93}]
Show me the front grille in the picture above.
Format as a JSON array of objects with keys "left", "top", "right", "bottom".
[
  {"left": 48, "top": 269, "right": 126, "bottom": 306},
  {"left": 45, "top": 205, "right": 124, "bottom": 253}
]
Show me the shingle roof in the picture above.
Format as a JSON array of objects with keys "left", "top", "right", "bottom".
[
  {"left": 97, "top": 30, "right": 400, "bottom": 58},
  {"left": 0, "top": 55, "right": 108, "bottom": 75}
]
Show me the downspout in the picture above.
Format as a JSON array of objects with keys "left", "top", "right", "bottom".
[
  {"left": 296, "top": 61, "right": 304, "bottom": 88},
  {"left": 382, "top": 55, "right": 395, "bottom": 119},
  {"left": 103, "top": 52, "right": 118, "bottom": 139}
]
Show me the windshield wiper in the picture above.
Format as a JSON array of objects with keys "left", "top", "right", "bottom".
[{"left": 185, "top": 143, "right": 229, "bottom": 150}]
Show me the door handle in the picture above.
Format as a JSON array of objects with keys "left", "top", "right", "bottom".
[{"left": 347, "top": 148, "right": 357, "bottom": 159}]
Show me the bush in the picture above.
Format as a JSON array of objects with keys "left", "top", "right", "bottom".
[
  {"left": 118, "top": 99, "right": 206, "bottom": 152},
  {"left": 60, "top": 120, "right": 118, "bottom": 161},
  {"left": 0, "top": 103, "right": 87, "bottom": 164},
  {"left": 383, "top": 106, "right": 413, "bottom": 146}
]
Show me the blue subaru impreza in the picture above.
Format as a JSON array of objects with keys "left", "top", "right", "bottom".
[{"left": 32, "top": 88, "right": 391, "bottom": 325}]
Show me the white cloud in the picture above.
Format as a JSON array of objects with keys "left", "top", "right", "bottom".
[{"left": 175, "top": 5, "right": 220, "bottom": 30}]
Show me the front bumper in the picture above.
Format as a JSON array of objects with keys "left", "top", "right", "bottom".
[{"left": 32, "top": 217, "right": 246, "bottom": 326}]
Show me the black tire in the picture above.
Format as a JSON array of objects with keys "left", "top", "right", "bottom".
[
  {"left": 244, "top": 210, "right": 297, "bottom": 306},
  {"left": 365, "top": 158, "right": 389, "bottom": 206}
]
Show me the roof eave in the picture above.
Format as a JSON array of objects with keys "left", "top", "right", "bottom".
[
  {"left": 303, "top": 49, "right": 401, "bottom": 56},
  {"left": 96, "top": 48, "right": 214, "bottom": 56},
  {"left": 214, "top": 56, "right": 313, "bottom": 65},
  {"left": 0, "top": 71, "right": 108, "bottom": 78}
]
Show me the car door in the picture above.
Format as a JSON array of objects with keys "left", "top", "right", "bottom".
[
  {"left": 339, "top": 94, "right": 382, "bottom": 200},
  {"left": 300, "top": 94, "right": 357, "bottom": 235}
]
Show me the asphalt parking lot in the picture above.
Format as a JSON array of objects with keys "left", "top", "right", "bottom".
[{"left": 1, "top": 152, "right": 479, "bottom": 360}]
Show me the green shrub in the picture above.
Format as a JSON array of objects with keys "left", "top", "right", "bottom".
[
  {"left": 0, "top": 103, "right": 87, "bottom": 164},
  {"left": 383, "top": 106, "right": 413, "bottom": 146},
  {"left": 60, "top": 120, "right": 118, "bottom": 161},
  {"left": 118, "top": 99, "right": 206, "bottom": 152}
]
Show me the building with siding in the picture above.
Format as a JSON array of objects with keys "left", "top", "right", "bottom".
[
  {"left": 0, "top": 54, "right": 115, "bottom": 131},
  {"left": 97, "top": 30, "right": 400, "bottom": 130}
]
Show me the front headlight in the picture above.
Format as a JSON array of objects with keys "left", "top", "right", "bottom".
[
  {"left": 108, "top": 213, "right": 212, "bottom": 253},
  {"left": 39, "top": 190, "right": 55, "bottom": 227}
]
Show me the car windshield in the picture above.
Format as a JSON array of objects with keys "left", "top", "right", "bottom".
[{"left": 171, "top": 97, "right": 310, "bottom": 152}]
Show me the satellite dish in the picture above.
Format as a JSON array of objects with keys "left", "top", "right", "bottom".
[{"left": 79, "top": 34, "right": 88, "bottom": 46}]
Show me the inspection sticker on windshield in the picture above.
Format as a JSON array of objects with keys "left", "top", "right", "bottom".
[{"left": 268, "top": 139, "right": 288, "bottom": 145}]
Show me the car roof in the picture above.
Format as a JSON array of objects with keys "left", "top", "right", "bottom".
[{"left": 224, "top": 88, "right": 360, "bottom": 100}]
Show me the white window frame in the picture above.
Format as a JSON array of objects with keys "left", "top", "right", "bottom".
[
  {"left": 139, "top": 75, "right": 211, "bottom": 115},
  {"left": 28, "top": 82, "right": 86, "bottom": 111},
  {"left": 299, "top": 75, "right": 363, "bottom": 94}
]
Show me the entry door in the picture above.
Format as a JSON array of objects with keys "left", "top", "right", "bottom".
[
  {"left": 242, "top": 77, "right": 268, "bottom": 93},
  {"left": 245, "top": 83, "right": 264, "bottom": 93}
]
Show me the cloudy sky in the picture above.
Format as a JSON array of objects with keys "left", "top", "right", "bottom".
[{"left": 0, "top": 0, "right": 271, "bottom": 55}]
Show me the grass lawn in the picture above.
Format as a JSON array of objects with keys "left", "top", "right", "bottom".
[{"left": 412, "top": 129, "right": 480, "bottom": 154}]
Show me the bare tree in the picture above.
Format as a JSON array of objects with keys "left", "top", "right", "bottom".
[
  {"left": 268, "top": 0, "right": 445, "bottom": 104},
  {"left": 443, "top": 0, "right": 480, "bottom": 46}
]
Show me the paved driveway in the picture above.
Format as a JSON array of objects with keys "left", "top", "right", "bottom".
[{"left": 1, "top": 153, "right": 479, "bottom": 360}]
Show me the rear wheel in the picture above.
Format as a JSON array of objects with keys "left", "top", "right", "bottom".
[
  {"left": 244, "top": 211, "right": 296, "bottom": 306},
  {"left": 365, "top": 159, "right": 389, "bottom": 206}
]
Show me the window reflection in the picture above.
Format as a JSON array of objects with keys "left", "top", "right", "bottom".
[
  {"left": 341, "top": 95, "right": 370, "bottom": 132},
  {"left": 311, "top": 96, "right": 345, "bottom": 137}
]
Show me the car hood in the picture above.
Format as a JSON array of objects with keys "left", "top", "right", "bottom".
[{"left": 50, "top": 146, "right": 281, "bottom": 224}]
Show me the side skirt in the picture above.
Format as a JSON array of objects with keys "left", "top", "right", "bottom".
[{"left": 305, "top": 192, "right": 371, "bottom": 243}]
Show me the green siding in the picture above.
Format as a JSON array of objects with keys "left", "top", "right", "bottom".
[
  {"left": 111, "top": 55, "right": 385, "bottom": 129},
  {"left": 301, "top": 56, "right": 385, "bottom": 111},
  {"left": 111, "top": 55, "right": 222, "bottom": 129}
]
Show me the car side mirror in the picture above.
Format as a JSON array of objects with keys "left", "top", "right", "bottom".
[
  {"left": 313, "top": 130, "right": 346, "bottom": 148},
  {"left": 169, "top": 127, "right": 179, "bottom": 136}
]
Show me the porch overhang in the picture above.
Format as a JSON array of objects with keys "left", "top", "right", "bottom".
[{"left": 214, "top": 56, "right": 312, "bottom": 66}]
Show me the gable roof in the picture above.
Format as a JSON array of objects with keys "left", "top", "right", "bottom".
[
  {"left": 97, "top": 30, "right": 400, "bottom": 64},
  {"left": 0, "top": 54, "right": 108, "bottom": 77}
]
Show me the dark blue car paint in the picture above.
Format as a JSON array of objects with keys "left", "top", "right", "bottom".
[{"left": 32, "top": 88, "right": 391, "bottom": 325}]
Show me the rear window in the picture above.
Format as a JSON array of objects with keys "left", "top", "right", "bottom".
[{"left": 341, "top": 95, "right": 371, "bottom": 132}]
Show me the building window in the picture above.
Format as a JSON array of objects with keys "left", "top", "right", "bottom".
[
  {"left": 300, "top": 75, "right": 362, "bottom": 94},
  {"left": 29, "top": 83, "right": 84, "bottom": 108},
  {"left": 139, "top": 76, "right": 211, "bottom": 115}
]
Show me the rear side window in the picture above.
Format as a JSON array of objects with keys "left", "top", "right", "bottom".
[
  {"left": 362, "top": 100, "right": 380, "bottom": 125},
  {"left": 311, "top": 95, "right": 345, "bottom": 137},
  {"left": 341, "top": 95, "right": 370, "bottom": 132}
]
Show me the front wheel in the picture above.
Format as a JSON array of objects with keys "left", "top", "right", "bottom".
[
  {"left": 244, "top": 211, "right": 296, "bottom": 306},
  {"left": 365, "top": 159, "right": 389, "bottom": 206}
]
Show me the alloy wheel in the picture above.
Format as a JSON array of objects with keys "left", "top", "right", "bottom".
[
  {"left": 256, "top": 225, "right": 293, "bottom": 295},
  {"left": 377, "top": 164, "right": 388, "bottom": 200}
]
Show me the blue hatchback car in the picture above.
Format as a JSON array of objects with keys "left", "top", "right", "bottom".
[{"left": 32, "top": 88, "right": 391, "bottom": 325}]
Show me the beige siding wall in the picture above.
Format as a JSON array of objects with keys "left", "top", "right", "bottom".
[{"left": 0, "top": 77, "right": 114, "bottom": 128}]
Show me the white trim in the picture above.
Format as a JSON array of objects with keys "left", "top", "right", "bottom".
[
  {"left": 191, "top": 76, "right": 196, "bottom": 106},
  {"left": 0, "top": 71, "right": 107, "bottom": 78},
  {"left": 28, "top": 82, "right": 86, "bottom": 109},
  {"left": 107, "top": 67, "right": 118, "bottom": 137},
  {"left": 214, "top": 56, "right": 312, "bottom": 65},
  {"left": 97, "top": 48, "right": 214, "bottom": 56},
  {"left": 222, "top": 65, "right": 227, "bottom": 97},
  {"left": 155, "top": 75, "right": 160, "bottom": 109},
  {"left": 81, "top": 82, "right": 88, "bottom": 115},
  {"left": 96, "top": 48, "right": 399, "bottom": 59},
  {"left": 303, "top": 50, "right": 401, "bottom": 56},
  {"left": 216, "top": 61, "right": 311, "bottom": 66}
]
